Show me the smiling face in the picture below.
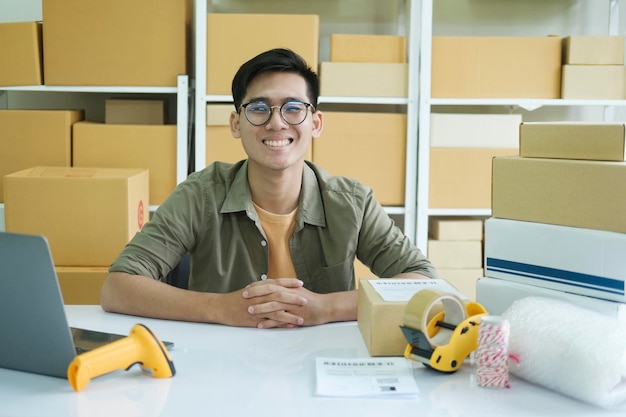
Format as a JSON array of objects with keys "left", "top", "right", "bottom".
[{"left": 230, "top": 71, "right": 323, "bottom": 175}]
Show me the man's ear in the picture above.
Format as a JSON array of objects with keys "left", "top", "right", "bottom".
[
  {"left": 230, "top": 111, "right": 241, "bottom": 138},
  {"left": 312, "top": 110, "right": 323, "bottom": 138}
]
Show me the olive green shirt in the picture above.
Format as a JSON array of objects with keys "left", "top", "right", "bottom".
[{"left": 110, "top": 160, "right": 437, "bottom": 293}]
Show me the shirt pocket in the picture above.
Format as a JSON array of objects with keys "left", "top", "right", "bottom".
[{"left": 314, "top": 257, "right": 356, "bottom": 293}]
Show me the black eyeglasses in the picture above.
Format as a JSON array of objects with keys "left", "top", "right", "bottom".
[{"left": 239, "top": 100, "right": 315, "bottom": 126}]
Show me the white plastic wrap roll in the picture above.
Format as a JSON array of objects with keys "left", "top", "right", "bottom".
[{"left": 503, "top": 296, "right": 626, "bottom": 409}]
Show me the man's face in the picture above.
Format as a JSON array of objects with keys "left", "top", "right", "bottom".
[{"left": 230, "top": 71, "right": 323, "bottom": 173}]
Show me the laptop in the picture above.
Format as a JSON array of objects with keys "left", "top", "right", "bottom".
[{"left": 0, "top": 231, "right": 173, "bottom": 378}]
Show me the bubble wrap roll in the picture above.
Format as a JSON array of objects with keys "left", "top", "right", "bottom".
[{"left": 502, "top": 296, "right": 626, "bottom": 408}]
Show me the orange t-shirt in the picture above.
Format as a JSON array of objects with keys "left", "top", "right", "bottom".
[{"left": 253, "top": 203, "right": 298, "bottom": 278}]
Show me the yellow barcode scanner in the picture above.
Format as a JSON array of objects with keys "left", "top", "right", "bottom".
[{"left": 67, "top": 324, "right": 175, "bottom": 392}]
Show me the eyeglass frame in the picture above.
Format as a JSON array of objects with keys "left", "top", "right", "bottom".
[{"left": 239, "top": 100, "right": 316, "bottom": 126}]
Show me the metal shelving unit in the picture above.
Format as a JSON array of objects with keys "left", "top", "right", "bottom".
[
  {"left": 414, "top": 0, "right": 625, "bottom": 253},
  {"left": 0, "top": 74, "right": 190, "bottom": 222}
]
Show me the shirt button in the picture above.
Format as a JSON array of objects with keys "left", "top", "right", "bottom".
[
  {"left": 261, "top": 240, "right": 267, "bottom": 247},
  {"left": 260, "top": 274, "right": 268, "bottom": 280}
]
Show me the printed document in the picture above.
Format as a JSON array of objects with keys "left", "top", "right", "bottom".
[{"left": 315, "top": 357, "right": 419, "bottom": 397}]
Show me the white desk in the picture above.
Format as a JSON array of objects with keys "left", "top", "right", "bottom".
[{"left": 0, "top": 305, "right": 623, "bottom": 417}]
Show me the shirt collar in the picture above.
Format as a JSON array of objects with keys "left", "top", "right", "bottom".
[{"left": 220, "top": 160, "right": 326, "bottom": 228}]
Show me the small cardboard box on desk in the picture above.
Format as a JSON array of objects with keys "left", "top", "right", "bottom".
[{"left": 357, "top": 278, "right": 468, "bottom": 356}]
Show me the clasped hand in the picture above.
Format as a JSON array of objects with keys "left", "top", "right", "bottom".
[{"left": 239, "top": 278, "right": 325, "bottom": 329}]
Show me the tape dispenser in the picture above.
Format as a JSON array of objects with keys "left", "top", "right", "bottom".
[
  {"left": 67, "top": 323, "right": 175, "bottom": 392},
  {"left": 399, "top": 289, "right": 487, "bottom": 373}
]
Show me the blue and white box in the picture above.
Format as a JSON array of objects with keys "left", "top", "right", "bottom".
[{"left": 484, "top": 217, "right": 626, "bottom": 302}]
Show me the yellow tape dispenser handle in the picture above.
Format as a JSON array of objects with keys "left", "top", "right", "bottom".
[{"left": 400, "top": 289, "right": 487, "bottom": 373}]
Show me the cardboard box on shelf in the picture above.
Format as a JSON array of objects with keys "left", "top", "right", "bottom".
[
  {"left": 206, "top": 13, "right": 319, "bottom": 95},
  {"left": 105, "top": 99, "right": 167, "bottom": 125},
  {"left": 429, "top": 217, "right": 484, "bottom": 241},
  {"left": 72, "top": 122, "right": 176, "bottom": 206},
  {"left": 4, "top": 166, "right": 149, "bottom": 267},
  {"left": 563, "top": 36, "right": 625, "bottom": 65},
  {"left": 205, "top": 104, "right": 247, "bottom": 166},
  {"left": 561, "top": 65, "right": 626, "bottom": 99},
  {"left": 438, "top": 269, "right": 483, "bottom": 301},
  {"left": 492, "top": 156, "right": 626, "bottom": 233},
  {"left": 329, "top": 34, "right": 407, "bottom": 63},
  {"left": 430, "top": 113, "right": 521, "bottom": 148},
  {"left": 432, "top": 36, "right": 562, "bottom": 98},
  {"left": 484, "top": 217, "right": 626, "bottom": 303},
  {"left": 519, "top": 122, "right": 626, "bottom": 161},
  {"left": 313, "top": 112, "right": 406, "bottom": 206},
  {"left": 319, "top": 62, "right": 407, "bottom": 97},
  {"left": 0, "top": 21, "right": 42, "bottom": 86},
  {"left": 56, "top": 266, "right": 109, "bottom": 305},
  {"left": 0, "top": 109, "right": 83, "bottom": 203},
  {"left": 427, "top": 240, "right": 483, "bottom": 269},
  {"left": 429, "top": 147, "right": 518, "bottom": 209},
  {"left": 42, "top": 0, "right": 189, "bottom": 86}
]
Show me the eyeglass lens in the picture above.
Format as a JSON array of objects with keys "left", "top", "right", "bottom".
[{"left": 244, "top": 101, "right": 310, "bottom": 126}]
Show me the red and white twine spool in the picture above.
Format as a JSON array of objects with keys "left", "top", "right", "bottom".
[{"left": 475, "top": 315, "right": 513, "bottom": 389}]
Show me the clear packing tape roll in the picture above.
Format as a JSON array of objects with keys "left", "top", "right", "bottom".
[{"left": 503, "top": 296, "right": 626, "bottom": 409}]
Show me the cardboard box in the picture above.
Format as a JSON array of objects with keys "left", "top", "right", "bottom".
[
  {"left": 313, "top": 112, "right": 406, "bottom": 206},
  {"left": 429, "top": 147, "right": 517, "bottom": 209},
  {"left": 42, "top": 0, "right": 189, "bottom": 86},
  {"left": 358, "top": 278, "right": 467, "bottom": 356},
  {"left": 206, "top": 14, "right": 319, "bottom": 95},
  {"left": 205, "top": 104, "right": 243, "bottom": 165},
  {"left": 72, "top": 122, "right": 176, "bottom": 206},
  {"left": 484, "top": 217, "right": 626, "bottom": 302},
  {"left": 438, "top": 268, "right": 483, "bottom": 301},
  {"left": 432, "top": 36, "right": 562, "bottom": 98},
  {"left": 354, "top": 259, "right": 376, "bottom": 282},
  {"left": 358, "top": 279, "right": 409, "bottom": 356},
  {"left": 56, "top": 266, "right": 109, "bottom": 305},
  {"left": 477, "top": 277, "right": 626, "bottom": 323},
  {"left": 0, "top": 22, "right": 42, "bottom": 86},
  {"left": 429, "top": 217, "right": 484, "bottom": 241},
  {"left": 105, "top": 99, "right": 167, "bottom": 125},
  {"left": 319, "top": 62, "right": 407, "bottom": 97},
  {"left": 329, "top": 34, "right": 407, "bottom": 63},
  {"left": 519, "top": 122, "right": 626, "bottom": 161},
  {"left": 561, "top": 64, "right": 626, "bottom": 99},
  {"left": 0, "top": 109, "right": 83, "bottom": 203},
  {"left": 427, "top": 240, "right": 483, "bottom": 269},
  {"left": 563, "top": 36, "right": 625, "bottom": 65},
  {"left": 4, "top": 166, "right": 149, "bottom": 266},
  {"left": 492, "top": 156, "right": 626, "bottom": 233},
  {"left": 430, "top": 113, "right": 521, "bottom": 148}
]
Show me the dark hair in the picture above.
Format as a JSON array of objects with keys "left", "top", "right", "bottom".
[{"left": 231, "top": 48, "right": 320, "bottom": 110}]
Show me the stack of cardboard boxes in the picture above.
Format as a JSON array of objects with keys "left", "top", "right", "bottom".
[
  {"left": 0, "top": 0, "right": 189, "bottom": 303},
  {"left": 427, "top": 217, "right": 484, "bottom": 300},
  {"left": 561, "top": 36, "right": 626, "bottom": 99},
  {"left": 477, "top": 122, "right": 626, "bottom": 321}
]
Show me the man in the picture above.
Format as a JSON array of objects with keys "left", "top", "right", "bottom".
[{"left": 100, "top": 48, "right": 437, "bottom": 328}]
